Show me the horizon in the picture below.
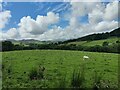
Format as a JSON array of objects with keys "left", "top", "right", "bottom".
[
  {"left": 0, "top": 1, "right": 119, "bottom": 41},
  {"left": 1, "top": 27, "right": 119, "bottom": 42}
]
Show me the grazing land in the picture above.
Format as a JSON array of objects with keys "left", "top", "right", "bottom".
[
  {"left": 67, "top": 37, "right": 119, "bottom": 46},
  {"left": 2, "top": 50, "right": 118, "bottom": 88}
]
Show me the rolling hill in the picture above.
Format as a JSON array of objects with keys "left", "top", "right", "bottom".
[
  {"left": 63, "top": 27, "right": 120, "bottom": 43},
  {"left": 62, "top": 27, "right": 120, "bottom": 47},
  {"left": 67, "top": 37, "right": 119, "bottom": 46}
]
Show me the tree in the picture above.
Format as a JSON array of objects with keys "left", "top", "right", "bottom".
[
  {"left": 116, "top": 40, "right": 120, "bottom": 43},
  {"left": 102, "top": 41, "right": 109, "bottom": 47},
  {"left": 2, "top": 41, "right": 14, "bottom": 51}
]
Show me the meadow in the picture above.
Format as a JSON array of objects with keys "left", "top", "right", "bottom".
[
  {"left": 67, "top": 37, "right": 119, "bottom": 46},
  {"left": 2, "top": 50, "right": 119, "bottom": 89}
]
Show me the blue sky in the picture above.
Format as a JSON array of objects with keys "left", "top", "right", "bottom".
[
  {"left": 2, "top": 2, "right": 71, "bottom": 31},
  {"left": 0, "top": 1, "right": 119, "bottom": 41}
]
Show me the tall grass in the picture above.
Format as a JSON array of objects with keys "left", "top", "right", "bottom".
[
  {"left": 93, "top": 71, "right": 103, "bottom": 89},
  {"left": 29, "top": 68, "right": 38, "bottom": 80},
  {"left": 71, "top": 66, "right": 85, "bottom": 88},
  {"left": 57, "top": 75, "right": 66, "bottom": 89},
  {"left": 29, "top": 66, "right": 45, "bottom": 80}
]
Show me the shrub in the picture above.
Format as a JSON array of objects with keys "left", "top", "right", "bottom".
[
  {"left": 7, "top": 65, "right": 12, "bottom": 75},
  {"left": 29, "top": 66, "right": 45, "bottom": 80},
  {"left": 37, "top": 66, "right": 45, "bottom": 79},
  {"left": 2, "top": 64, "right": 4, "bottom": 70},
  {"left": 29, "top": 68, "right": 38, "bottom": 80},
  {"left": 102, "top": 41, "right": 109, "bottom": 47}
]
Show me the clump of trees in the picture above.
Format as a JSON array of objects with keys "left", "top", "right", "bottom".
[
  {"left": 2, "top": 41, "right": 14, "bottom": 51},
  {"left": 1, "top": 40, "right": 120, "bottom": 54},
  {"left": 102, "top": 41, "right": 109, "bottom": 47}
]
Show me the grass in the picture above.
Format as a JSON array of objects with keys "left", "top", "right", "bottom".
[
  {"left": 71, "top": 66, "right": 85, "bottom": 88},
  {"left": 68, "top": 37, "right": 119, "bottom": 46},
  {"left": 1, "top": 50, "right": 119, "bottom": 88}
]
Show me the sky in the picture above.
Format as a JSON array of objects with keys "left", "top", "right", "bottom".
[{"left": 0, "top": 0, "right": 119, "bottom": 41}]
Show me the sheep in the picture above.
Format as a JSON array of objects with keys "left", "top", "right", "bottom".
[{"left": 83, "top": 55, "right": 89, "bottom": 60}]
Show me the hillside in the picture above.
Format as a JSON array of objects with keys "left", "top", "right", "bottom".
[
  {"left": 5, "top": 27, "right": 120, "bottom": 45},
  {"left": 2, "top": 27, "right": 120, "bottom": 53},
  {"left": 63, "top": 27, "right": 120, "bottom": 44},
  {"left": 67, "top": 37, "right": 119, "bottom": 46}
]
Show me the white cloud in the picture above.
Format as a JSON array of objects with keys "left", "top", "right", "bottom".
[
  {"left": 18, "top": 12, "right": 59, "bottom": 38},
  {"left": 70, "top": 0, "right": 101, "bottom": 2},
  {"left": 94, "top": 20, "right": 118, "bottom": 32},
  {"left": 104, "top": 1, "right": 119, "bottom": 21},
  {"left": 1, "top": 1, "right": 119, "bottom": 41},
  {"left": 88, "top": 3, "right": 105, "bottom": 24},
  {"left": 38, "top": 26, "right": 64, "bottom": 41},
  {"left": 0, "top": 0, "right": 2, "bottom": 2},
  {"left": 0, "top": 2, "right": 2, "bottom": 11},
  {"left": 2, "top": 28, "right": 19, "bottom": 40},
  {"left": 0, "top": 10, "right": 11, "bottom": 30},
  {"left": 68, "top": 1, "right": 118, "bottom": 35}
]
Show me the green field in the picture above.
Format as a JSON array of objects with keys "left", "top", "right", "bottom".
[
  {"left": 68, "top": 37, "right": 119, "bottom": 46},
  {"left": 2, "top": 50, "right": 119, "bottom": 88}
]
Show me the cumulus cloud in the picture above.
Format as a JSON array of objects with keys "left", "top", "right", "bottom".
[
  {"left": 2, "top": 28, "right": 19, "bottom": 40},
  {"left": 1, "top": 1, "right": 119, "bottom": 41},
  {"left": 68, "top": 1, "right": 118, "bottom": 34},
  {"left": 0, "top": 10, "right": 11, "bottom": 29},
  {"left": 70, "top": 2, "right": 98, "bottom": 17},
  {"left": 1, "top": 12, "right": 59, "bottom": 40},
  {"left": 94, "top": 20, "right": 118, "bottom": 32},
  {"left": 103, "top": 1, "right": 119, "bottom": 21},
  {"left": 18, "top": 12, "right": 59, "bottom": 39}
]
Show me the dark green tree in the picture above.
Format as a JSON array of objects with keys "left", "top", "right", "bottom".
[
  {"left": 2, "top": 41, "right": 14, "bottom": 51},
  {"left": 102, "top": 41, "right": 109, "bottom": 47}
]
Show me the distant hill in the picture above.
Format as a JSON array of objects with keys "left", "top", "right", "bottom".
[
  {"left": 4, "top": 27, "right": 120, "bottom": 45},
  {"left": 63, "top": 27, "right": 120, "bottom": 43}
]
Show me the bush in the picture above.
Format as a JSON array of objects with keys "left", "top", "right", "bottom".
[
  {"left": 102, "top": 41, "right": 109, "bottom": 47},
  {"left": 37, "top": 66, "right": 45, "bottom": 79},
  {"left": 29, "top": 68, "right": 38, "bottom": 80},
  {"left": 2, "top": 41, "right": 14, "bottom": 51},
  {"left": 29, "top": 66, "right": 45, "bottom": 80}
]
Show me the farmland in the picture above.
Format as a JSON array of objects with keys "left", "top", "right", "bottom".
[{"left": 2, "top": 50, "right": 118, "bottom": 88}]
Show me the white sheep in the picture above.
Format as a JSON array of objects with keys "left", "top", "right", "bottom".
[{"left": 83, "top": 55, "right": 89, "bottom": 60}]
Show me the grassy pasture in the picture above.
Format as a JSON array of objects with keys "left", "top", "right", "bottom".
[
  {"left": 2, "top": 50, "right": 119, "bottom": 88},
  {"left": 68, "top": 37, "right": 119, "bottom": 46}
]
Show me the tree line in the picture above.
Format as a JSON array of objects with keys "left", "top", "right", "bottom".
[{"left": 1, "top": 40, "right": 120, "bottom": 54}]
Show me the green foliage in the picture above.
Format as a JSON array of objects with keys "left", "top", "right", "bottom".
[
  {"left": 29, "top": 66, "right": 45, "bottom": 80},
  {"left": 102, "top": 41, "right": 109, "bottom": 47},
  {"left": 1, "top": 37, "right": 120, "bottom": 54},
  {"left": 116, "top": 40, "right": 120, "bottom": 43},
  {"left": 37, "top": 66, "right": 45, "bottom": 79},
  {"left": 29, "top": 68, "right": 38, "bottom": 80},
  {"left": 63, "top": 27, "right": 120, "bottom": 43},
  {"left": 2, "top": 41, "right": 14, "bottom": 51}
]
